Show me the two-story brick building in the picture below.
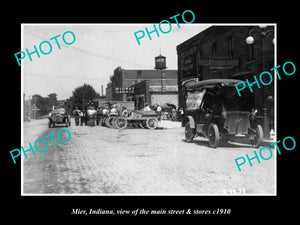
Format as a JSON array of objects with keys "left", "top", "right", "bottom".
[{"left": 106, "top": 66, "right": 178, "bottom": 109}]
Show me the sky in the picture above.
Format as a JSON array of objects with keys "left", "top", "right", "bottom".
[{"left": 22, "top": 24, "right": 210, "bottom": 100}]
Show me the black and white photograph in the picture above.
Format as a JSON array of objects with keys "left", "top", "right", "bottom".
[
  {"left": 4, "top": 4, "right": 299, "bottom": 221},
  {"left": 21, "top": 24, "right": 276, "bottom": 195}
]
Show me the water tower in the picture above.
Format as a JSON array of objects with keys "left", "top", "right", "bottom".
[
  {"left": 155, "top": 54, "right": 167, "bottom": 70},
  {"left": 155, "top": 51, "right": 167, "bottom": 91}
]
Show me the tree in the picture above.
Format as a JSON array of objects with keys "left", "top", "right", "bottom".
[
  {"left": 32, "top": 93, "right": 59, "bottom": 116},
  {"left": 32, "top": 94, "right": 49, "bottom": 116},
  {"left": 48, "top": 93, "right": 58, "bottom": 107},
  {"left": 69, "top": 83, "right": 99, "bottom": 111}
]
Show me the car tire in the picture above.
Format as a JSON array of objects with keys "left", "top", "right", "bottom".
[
  {"left": 112, "top": 117, "right": 118, "bottom": 128},
  {"left": 146, "top": 118, "right": 158, "bottom": 129},
  {"left": 105, "top": 118, "right": 110, "bottom": 127},
  {"left": 208, "top": 123, "right": 220, "bottom": 148},
  {"left": 252, "top": 124, "right": 263, "bottom": 148},
  {"left": 115, "top": 117, "right": 128, "bottom": 130},
  {"left": 185, "top": 121, "right": 195, "bottom": 143},
  {"left": 142, "top": 121, "right": 147, "bottom": 129},
  {"left": 107, "top": 117, "right": 115, "bottom": 128}
]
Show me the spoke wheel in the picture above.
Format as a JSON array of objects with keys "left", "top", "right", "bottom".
[
  {"left": 252, "top": 124, "right": 263, "bottom": 148},
  {"left": 185, "top": 122, "right": 195, "bottom": 143},
  {"left": 208, "top": 123, "right": 220, "bottom": 148},
  {"left": 115, "top": 117, "right": 128, "bottom": 130},
  {"left": 107, "top": 117, "right": 115, "bottom": 128},
  {"left": 146, "top": 118, "right": 158, "bottom": 129}
]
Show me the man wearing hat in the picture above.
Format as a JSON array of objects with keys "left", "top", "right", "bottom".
[{"left": 143, "top": 103, "right": 151, "bottom": 111}]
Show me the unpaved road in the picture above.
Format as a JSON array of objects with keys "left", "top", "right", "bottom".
[{"left": 22, "top": 118, "right": 275, "bottom": 195}]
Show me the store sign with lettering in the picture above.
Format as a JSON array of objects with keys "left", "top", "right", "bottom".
[
  {"left": 181, "top": 47, "right": 198, "bottom": 79},
  {"left": 116, "top": 87, "right": 135, "bottom": 94}
]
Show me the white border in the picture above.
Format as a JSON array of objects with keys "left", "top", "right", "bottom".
[{"left": 21, "top": 23, "right": 277, "bottom": 196}]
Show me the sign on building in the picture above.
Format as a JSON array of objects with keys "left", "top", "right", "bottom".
[{"left": 115, "top": 87, "right": 135, "bottom": 94}]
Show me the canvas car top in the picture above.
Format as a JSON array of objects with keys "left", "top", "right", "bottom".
[
  {"left": 185, "top": 79, "right": 245, "bottom": 90},
  {"left": 51, "top": 108, "right": 66, "bottom": 114}
]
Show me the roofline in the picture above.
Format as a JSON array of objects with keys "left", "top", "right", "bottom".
[{"left": 176, "top": 26, "right": 255, "bottom": 52}]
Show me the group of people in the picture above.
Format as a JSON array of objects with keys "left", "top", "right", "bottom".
[
  {"left": 73, "top": 107, "right": 89, "bottom": 126},
  {"left": 142, "top": 103, "right": 183, "bottom": 122},
  {"left": 72, "top": 102, "right": 184, "bottom": 126},
  {"left": 73, "top": 104, "right": 127, "bottom": 126},
  {"left": 142, "top": 103, "right": 162, "bottom": 120}
]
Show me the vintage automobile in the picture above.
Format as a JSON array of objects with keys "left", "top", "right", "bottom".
[
  {"left": 123, "top": 110, "right": 159, "bottom": 129},
  {"left": 183, "top": 79, "right": 263, "bottom": 148},
  {"left": 160, "top": 103, "right": 177, "bottom": 121},
  {"left": 48, "top": 107, "right": 71, "bottom": 128},
  {"left": 104, "top": 106, "right": 159, "bottom": 130}
]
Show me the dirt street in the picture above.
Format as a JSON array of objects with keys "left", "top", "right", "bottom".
[{"left": 22, "top": 118, "right": 275, "bottom": 195}]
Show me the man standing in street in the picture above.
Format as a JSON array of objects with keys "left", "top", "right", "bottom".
[
  {"left": 96, "top": 107, "right": 102, "bottom": 126},
  {"left": 156, "top": 104, "right": 162, "bottom": 121},
  {"left": 73, "top": 107, "right": 82, "bottom": 126}
]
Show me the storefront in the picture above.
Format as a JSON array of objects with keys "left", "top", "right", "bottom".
[{"left": 126, "top": 80, "right": 178, "bottom": 110}]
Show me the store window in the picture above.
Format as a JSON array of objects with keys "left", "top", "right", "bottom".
[
  {"left": 228, "top": 36, "right": 233, "bottom": 58},
  {"left": 212, "top": 42, "right": 217, "bottom": 57}
]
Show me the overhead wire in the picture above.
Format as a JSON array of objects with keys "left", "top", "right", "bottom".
[
  {"left": 24, "top": 31, "right": 153, "bottom": 69},
  {"left": 24, "top": 72, "right": 107, "bottom": 81}
]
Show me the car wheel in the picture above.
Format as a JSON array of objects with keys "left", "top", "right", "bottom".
[
  {"left": 107, "top": 117, "right": 115, "bottom": 128},
  {"left": 146, "top": 118, "right": 158, "bottom": 129},
  {"left": 252, "top": 124, "right": 263, "bottom": 148},
  {"left": 141, "top": 121, "right": 147, "bottom": 129},
  {"left": 104, "top": 118, "right": 110, "bottom": 127},
  {"left": 185, "top": 121, "right": 195, "bottom": 143},
  {"left": 208, "top": 123, "right": 220, "bottom": 148},
  {"left": 115, "top": 117, "right": 128, "bottom": 130},
  {"left": 112, "top": 117, "right": 118, "bottom": 128}
]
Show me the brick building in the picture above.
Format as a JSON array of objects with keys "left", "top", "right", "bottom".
[
  {"left": 106, "top": 66, "right": 178, "bottom": 109},
  {"left": 127, "top": 79, "right": 178, "bottom": 109},
  {"left": 177, "top": 25, "right": 275, "bottom": 132}
]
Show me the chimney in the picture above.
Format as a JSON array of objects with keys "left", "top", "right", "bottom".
[{"left": 101, "top": 85, "right": 104, "bottom": 96}]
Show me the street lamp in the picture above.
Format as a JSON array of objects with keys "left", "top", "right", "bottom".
[
  {"left": 246, "top": 36, "right": 254, "bottom": 45},
  {"left": 245, "top": 26, "right": 274, "bottom": 139},
  {"left": 246, "top": 27, "right": 275, "bottom": 46}
]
